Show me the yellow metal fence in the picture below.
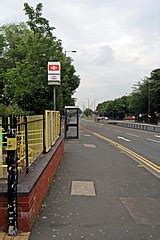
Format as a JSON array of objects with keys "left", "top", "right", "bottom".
[{"left": 0, "top": 111, "right": 60, "bottom": 178}]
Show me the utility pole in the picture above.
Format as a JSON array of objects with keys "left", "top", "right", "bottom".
[
  {"left": 94, "top": 99, "right": 98, "bottom": 111},
  {"left": 148, "top": 80, "right": 150, "bottom": 123}
]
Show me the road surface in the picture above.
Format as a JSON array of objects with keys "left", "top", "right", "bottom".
[{"left": 81, "top": 119, "right": 160, "bottom": 177}]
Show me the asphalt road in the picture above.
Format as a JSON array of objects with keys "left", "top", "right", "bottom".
[{"left": 81, "top": 119, "right": 160, "bottom": 167}]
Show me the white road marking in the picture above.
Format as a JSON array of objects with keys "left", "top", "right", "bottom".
[
  {"left": 126, "top": 133, "right": 139, "bottom": 138},
  {"left": 114, "top": 130, "right": 122, "bottom": 133},
  {"left": 147, "top": 138, "right": 160, "bottom": 144},
  {"left": 138, "top": 164, "right": 144, "bottom": 168},
  {"left": 84, "top": 134, "right": 91, "bottom": 137},
  {"left": 117, "top": 136, "right": 131, "bottom": 142},
  {"left": 154, "top": 135, "right": 160, "bottom": 138}
]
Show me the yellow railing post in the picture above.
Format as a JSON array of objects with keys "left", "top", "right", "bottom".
[{"left": 0, "top": 126, "right": 3, "bottom": 178}]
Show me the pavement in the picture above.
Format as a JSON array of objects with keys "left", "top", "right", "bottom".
[{"left": 28, "top": 127, "right": 160, "bottom": 240}]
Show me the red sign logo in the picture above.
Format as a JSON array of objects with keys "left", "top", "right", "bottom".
[{"left": 48, "top": 64, "right": 60, "bottom": 71}]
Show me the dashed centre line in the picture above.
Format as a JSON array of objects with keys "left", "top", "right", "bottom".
[
  {"left": 117, "top": 136, "right": 131, "bottom": 142},
  {"left": 126, "top": 133, "right": 139, "bottom": 138},
  {"left": 155, "top": 135, "right": 160, "bottom": 138},
  {"left": 147, "top": 138, "right": 160, "bottom": 144}
]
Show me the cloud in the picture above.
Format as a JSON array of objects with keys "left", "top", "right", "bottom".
[{"left": 92, "top": 45, "right": 115, "bottom": 66}]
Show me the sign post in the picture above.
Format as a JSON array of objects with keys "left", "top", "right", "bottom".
[{"left": 48, "top": 62, "right": 61, "bottom": 110}]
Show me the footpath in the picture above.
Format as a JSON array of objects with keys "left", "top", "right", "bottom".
[{"left": 28, "top": 127, "right": 160, "bottom": 240}]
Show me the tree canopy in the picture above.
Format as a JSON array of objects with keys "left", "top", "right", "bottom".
[
  {"left": 96, "top": 69, "right": 160, "bottom": 123},
  {"left": 0, "top": 3, "right": 80, "bottom": 115},
  {"left": 83, "top": 108, "right": 93, "bottom": 117}
]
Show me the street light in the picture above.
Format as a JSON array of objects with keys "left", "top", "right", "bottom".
[
  {"left": 0, "top": 27, "right": 4, "bottom": 59},
  {"left": 147, "top": 80, "right": 151, "bottom": 123},
  {"left": 94, "top": 99, "right": 98, "bottom": 111},
  {"left": 65, "top": 50, "right": 76, "bottom": 56}
]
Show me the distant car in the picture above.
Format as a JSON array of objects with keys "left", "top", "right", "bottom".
[
  {"left": 97, "top": 116, "right": 103, "bottom": 121},
  {"left": 104, "top": 117, "right": 108, "bottom": 120}
]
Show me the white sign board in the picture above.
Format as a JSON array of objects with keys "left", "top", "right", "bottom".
[
  {"left": 48, "top": 62, "right": 61, "bottom": 75},
  {"left": 48, "top": 74, "right": 61, "bottom": 81},
  {"left": 48, "top": 81, "right": 60, "bottom": 86}
]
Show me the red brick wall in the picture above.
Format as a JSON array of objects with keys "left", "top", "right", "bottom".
[
  {"left": 0, "top": 139, "right": 64, "bottom": 232},
  {"left": 0, "top": 197, "right": 7, "bottom": 232}
]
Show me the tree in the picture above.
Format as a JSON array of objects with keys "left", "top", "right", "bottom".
[
  {"left": 83, "top": 108, "right": 93, "bottom": 117},
  {"left": 149, "top": 69, "right": 160, "bottom": 113},
  {"left": 1, "top": 3, "right": 80, "bottom": 114},
  {"left": 0, "top": 27, "right": 5, "bottom": 104},
  {"left": 97, "top": 96, "right": 129, "bottom": 119},
  {"left": 130, "top": 80, "right": 148, "bottom": 117},
  {"left": 24, "top": 3, "right": 55, "bottom": 37},
  {"left": 130, "top": 69, "right": 160, "bottom": 123}
]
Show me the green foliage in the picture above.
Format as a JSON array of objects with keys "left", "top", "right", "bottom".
[
  {"left": 97, "top": 68, "right": 160, "bottom": 123},
  {"left": 0, "top": 104, "right": 6, "bottom": 116},
  {"left": 149, "top": 69, "right": 160, "bottom": 113},
  {"left": 24, "top": 3, "right": 55, "bottom": 37},
  {"left": 97, "top": 96, "right": 129, "bottom": 119},
  {"left": 0, "top": 103, "right": 29, "bottom": 116},
  {"left": 1, "top": 3, "right": 80, "bottom": 114},
  {"left": 130, "top": 69, "right": 160, "bottom": 120},
  {"left": 83, "top": 108, "right": 93, "bottom": 117}
]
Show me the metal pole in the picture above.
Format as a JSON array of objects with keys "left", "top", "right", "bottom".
[
  {"left": 7, "top": 122, "right": 18, "bottom": 236},
  {"left": 53, "top": 87, "right": 56, "bottom": 111},
  {"left": 94, "top": 100, "right": 96, "bottom": 111},
  {"left": 77, "top": 108, "right": 79, "bottom": 139},
  {"left": 148, "top": 81, "right": 150, "bottom": 123}
]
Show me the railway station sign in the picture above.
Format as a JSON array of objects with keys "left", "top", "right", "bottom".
[
  {"left": 48, "top": 62, "right": 61, "bottom": 74},
  {"left": 48, "top": 62, "right": 61, "bottom": 85}
]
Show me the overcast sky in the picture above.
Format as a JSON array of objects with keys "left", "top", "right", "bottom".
[{"left": 1, "top": 0, "right": 159, "bottom": 110}]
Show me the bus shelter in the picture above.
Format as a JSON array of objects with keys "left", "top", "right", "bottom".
[{"left": 64, "top": 106, "right": 79, "bottom": 139}]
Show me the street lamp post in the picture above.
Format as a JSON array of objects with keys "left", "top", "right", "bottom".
[
  {"left": 0, "top": 27, "right": 4, "bottom": 59},
  {"left": 148, "top": 80, "right": 151, "bottom": 123},
  {"left": 94, "top": 99, "right": 98, "bottom": 111},
  {"left": 65, "top": 50, "right": 76, "bottom": 57}
]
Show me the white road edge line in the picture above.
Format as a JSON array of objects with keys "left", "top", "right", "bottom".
[
  {"left": 154, "top": 135, "right": 160, "bottom": 138},
  {"left": 126, "top": 133, "right": 139, "bottom": 137},
  {"left": 147, "top": 138, "right": 160, "bottom": 144},
  {"left": 117, "top": 136, "right": 131, "bottom": 142}
]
